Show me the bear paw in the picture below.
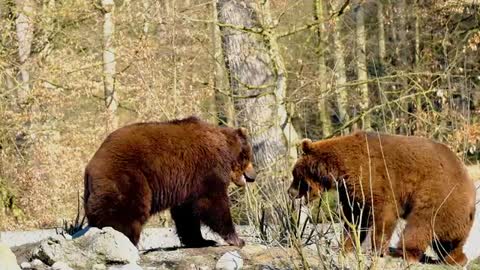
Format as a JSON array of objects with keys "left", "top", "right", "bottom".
[
  {"left": 184, "top": 239, "right": 218, "bottom": 248},
  {"left": 225, "top": 234, "right": 245, "bottom": 247}
]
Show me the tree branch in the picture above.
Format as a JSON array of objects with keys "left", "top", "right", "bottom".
[{"left": 325, "top": 89, "right": 437, "bottom": 139}]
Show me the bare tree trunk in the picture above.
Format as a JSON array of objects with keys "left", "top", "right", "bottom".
[
  {"left": 171, "top": 1, "right": 178, "bottom": 115},
  {"left": 377, "top": 1, "right": 386, "bottom": 64},
  {"left": 212, "top": 0, "right": 234, "bottom": 125},
  {"left": 332, "top": 0, "right": 349, "bottom": 133},
  {"left": 142, "top": 0, "right": 150, "bottom": 35},
  {"left": 398, "top": 0, "right": 411, "bottom": 134},
  {"left": 398, "top": 0, "right": 408, "bottom": 67},
  {"left": 102, "top": 0, "right": 118, "bottom": 130},
  {"left": 217, "top": 0, "right": 298, "bottom": 169},
  {"left": 414, "top": 0, "right": 420, "bottom": 66},
  {"left": 258, "top": 0, "right": 299, "bottom": 161},
  {"left": 414, "top": 0, "right": 422, "bottom": 121},
  {"left": 163, "top": 0, "right": 172, "bottom": 17},
  {"left": 1, "top": 2, "right": 16, "bottom": 97},
  {"left": 389, "top": 1, "right": 399, "bottom": 65},
  {"left": 15, "top": 0, "right": 34, "bottom": 109},
  {"left": 314, "top": 0, "right": 332, "bottom": 137},
  {"left": 354, "top": 2, "right": 371, "bottom": 130}
]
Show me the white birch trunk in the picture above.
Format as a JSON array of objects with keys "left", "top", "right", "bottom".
[
  {"left": 332, "top": 0, "right": 349, "bottom": 132},
  {"left": 212, "top": 0, "right": 234, "bottom": 125},
  {"left": 315, "top": 0, "right": 332, "bottom": 137},
  {"left": 377, "top": 1, "right": 386, "bottom": 64},
  {"left": 398, "top": 0, "right": 408, "bottom": 67},
  {"left": 414, "top": 0, "right": 420, "bottom": 65},
  {"left": 102, "top": 0, "right": 118, "bottom": 130},
  {"left": 354, "top": 2, "right": 371, "bottom": 130},
  {"left": 15, "top": 0, "right": 34, "bottom": 107}
]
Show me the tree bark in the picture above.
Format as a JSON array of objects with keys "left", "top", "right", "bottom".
[
  {"left": 102, "top": 0, "right": 118, "bottom": 130},
  {"left": 314, "top": 0, "right": 332, "bottom": 137},
  {"left": 212, "top": 0, "right": 234, "bottom": 126},
  {"left": 1, "top": 2, "right": 15, "bottom": 97},
  {"left": 354, "top": 2, "right": 371, "bottom": 130},
  {"left": 142, "top": 0, "right": 150, "bottom": 35},
  {"left": 414, "top": 0, "right": 422, "bottom": 118},
  {"left": 332, "top": 0, "right": 349, "bottom": 133},
  {"left": 377, "top": 1, "right": 386, "bottom": 64},
  {"left": 414, "top": 0, "right": 420, "bottom": 65},
  {"left": 398, "top": 0, "right": 408, "bottom": 67},
  {"left": 217, "top": 0, "right": 298, "bottom": 169},
  {"left": 258, "top": 0, "right": 299, "bottom": 161},
  {"left": 14, "top": 0, "right": 34, "bottom": 108}
]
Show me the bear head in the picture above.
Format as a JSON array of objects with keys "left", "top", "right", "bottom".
[
  {"left": 224, "top": 127, "right": 256, "bottom": 187},
  {"left": 287, "top": 138, "right": 338, "bottom": 202}
]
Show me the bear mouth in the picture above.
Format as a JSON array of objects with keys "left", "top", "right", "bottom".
[
  {"left": 233, "top": 173, "right": 255, "bottom": 187},
  {"left": 234, "top": 175, "right": 247, "bottom": 187},
  {"left": 244, "top": 173, "right": 255, "bottom": 182}
]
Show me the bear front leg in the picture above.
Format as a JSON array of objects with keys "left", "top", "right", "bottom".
[
  {"left": 340, "top": 203, "right": 370, "bottom": 253},
  {"left": 194, "top": 195, "right": 245, "bottom": 247},
  {"left": 171, "top": 202, "right": 217, "bottom": 247}
]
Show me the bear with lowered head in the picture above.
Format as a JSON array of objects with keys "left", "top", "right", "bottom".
[
  {"left": 288, "top": 131, "right": 475, "bottom": 265},
  {"left": 84, "top": 116, "right": 256, "bottom": 247}
]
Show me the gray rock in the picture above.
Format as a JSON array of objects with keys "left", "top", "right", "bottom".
[
  {"left": 107, "top": 263, "right": 143, "bottom": 270},
  {"left": 0, "top": 229, "right": 60, "bottom": 248},
  {"left": 20, "top": 262, "right": 31, "bottom": 269},
  {"left": 91, "top": 227, "right": 139, "bottom": 264},
  {"left": 0, "top": 242, "right": 21, "bottom": 270},
  {"left": 51, "top": 261, "right": 73, "bottom": 270},
  {"left": 31, "top": 227, "right": 139, "bottom": 269},
  {"left": 92, "top": 264, "right": 107, "bottom": 270},
  {"left": 215, "top": 251, "right": 243, "bottom": 270},
  {"left": 31, "top": 259, "right": 46, "bottom": 268}
]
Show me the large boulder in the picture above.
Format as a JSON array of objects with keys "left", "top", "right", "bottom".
[{"left": 31, "top": 227, "right": 139, "bottom": 269}]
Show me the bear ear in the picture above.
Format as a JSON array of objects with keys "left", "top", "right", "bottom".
[
  {"left": 300, "top": 138, "right": 313, "bottom": 154},
  {"left": 237, "top": 127, "right": 248, "bottom": 138}
]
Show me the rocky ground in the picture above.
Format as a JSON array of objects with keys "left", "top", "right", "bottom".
[
  {"left": 0, "top": 222, "right": 477, "bottom": 270},
  {"left": 1, "top": 181, "right": 479, "bottom": 270}
]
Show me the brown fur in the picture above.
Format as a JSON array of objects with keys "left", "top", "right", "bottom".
[
  {"left": 288, "top": 131, "right": 476, "bottom": 265},
  {"left": 84, "top": 116, "right": 256, "bottom": 247}
]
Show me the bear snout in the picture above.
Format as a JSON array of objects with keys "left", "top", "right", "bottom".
[
  {"left": 244, "top": 162, "right": 256, "bottom": 182},
  {"left": 287, "top": 186, "right": 300, "bottom": 198}
]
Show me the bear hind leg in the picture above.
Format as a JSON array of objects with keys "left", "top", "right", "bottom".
[
  {"left": 391, "top": 214, "right": 431, "bottom": 263},
  {"left": 171, "top": 202, "right": 216, "bottom": 247},
  {"left": 371, "top": 203, "right": 398, "bottom": 257}
]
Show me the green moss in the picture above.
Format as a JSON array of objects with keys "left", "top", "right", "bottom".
[
  {"left": 470, "top": 258, "right": 480, "bottom": 270},
  {"left": 310, "top": 190, "right": 339, "bottom": 224},
  {"left": 0, "top": 179, "right": 25, "bottom": 221}
]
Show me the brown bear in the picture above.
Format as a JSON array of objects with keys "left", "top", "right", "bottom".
[
  {"left": 287, "top": 131, "right": 476, "bottom": 265},
  {"left": 84, "top": 116, "right": 256, "bottom": 248}
]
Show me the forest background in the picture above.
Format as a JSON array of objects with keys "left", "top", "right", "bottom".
[{"left": 0, "top": 0, "right": 479, "bottom": 233}]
